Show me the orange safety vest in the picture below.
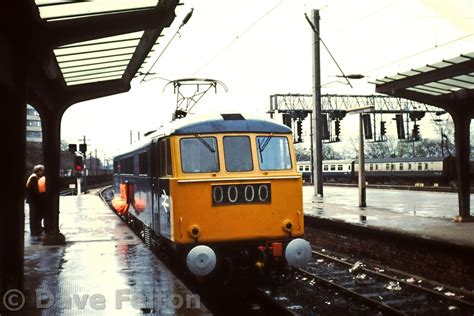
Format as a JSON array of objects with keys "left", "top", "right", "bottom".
[
  {"left": 112, "top": 182, "right": 131, "bottom": 215},
  {"left": 38, "top": 176, "right": 46, "bottom": 193}
]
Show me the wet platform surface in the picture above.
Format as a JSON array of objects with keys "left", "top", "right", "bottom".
[
  {"left": 303, "top": 186, "right": 474, "bottom": 247},
  {"left": 23, "top": 192, "right": 210, "bottom": 315}
]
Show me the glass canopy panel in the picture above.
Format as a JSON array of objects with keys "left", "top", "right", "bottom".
[
  {"left": 36, "top": 0, "right": 159, "bottom": 21},
  {"left": 56, "top": 47, "right": 137, "bottom": 63},
  {"left": 398, "top": 70, "right": 422, "bottom": 77},
  {"left": 55, "top": 38, "right": 141, "bottom": 56},
  {"left": 64, "top": 70, "right": 125, "bottom": 81},
  {"left": 453, "top": 75, "right": 474, "bottom": 84},
  {"left": 414, "top": 65, "right": 436, "bottom": 73},
  {"left": 414, "top": 84, "right": 450, "bottom": 94},
  {"left": 59, "top": 54, "right": 133, "bottom": 70},
  {"left": 425, "top": 82, "right": 462, "bottom": 92},
  {"left": 406, "top": 87, "right": 442, "bottom": 96},
  {"left": 438, "top": 78, "right": 474, "bottom": 89},
  {"left": 66, "top": 75, "right": 123, "bottom": 86},
  {"left": 60, "top": 62, "right": 127, "bottom": 74},
  {"left": 63, "top": 66, "right": 127, "bottom": 78},
  {"left": 429, "top": 61, "right": 453, "bottom": 69}
]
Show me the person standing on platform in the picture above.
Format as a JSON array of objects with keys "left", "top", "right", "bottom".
[
  {"left": 38, "top": 174, "right": 47, "bottom": 232},
  {"left": 26, "top": 165, "right": 44, "bottom": 237}
]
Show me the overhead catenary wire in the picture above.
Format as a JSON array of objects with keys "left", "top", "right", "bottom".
[
  {"left": 140, "top": 8, "right": 194, "bottom": 83},
  {"left": 191, "top": 0, "right": 286, "bottom": 75},
  {"left": 304, "top": 12, "right": 353, "bottom": 88},
  {"left": 363, "top": 33, "right": 474, "bottom": 76}
]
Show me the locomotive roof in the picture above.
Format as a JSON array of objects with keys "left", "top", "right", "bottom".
[
  {"left": 149, "top": 113, "right": 292, "bottom": 137},
  {"left": 114, "top": 113, "right": 292, "bottom": 158}
]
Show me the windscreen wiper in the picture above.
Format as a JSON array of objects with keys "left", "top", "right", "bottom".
[
  {"left": 195, "top": 134, "right": 215, "bottom": 153},
  {"left": 258, "top": 136, "right": 272, "bottom": 163}
]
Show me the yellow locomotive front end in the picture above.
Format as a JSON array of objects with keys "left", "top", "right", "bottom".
[
  {"left": 161, "top": 114, "right": 311, "bottom": 277},
  {"left": 170, "top": 133, "right": 303, "bottom": 243}
]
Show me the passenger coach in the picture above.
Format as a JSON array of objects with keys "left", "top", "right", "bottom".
[{"left": 113, "top": 113, "right": 311, "bottom": 279}]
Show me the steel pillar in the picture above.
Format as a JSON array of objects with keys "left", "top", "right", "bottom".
[
  {"left": 452, "top": 113, "right": 473, "bottom": 222},
  {"left": 0, "top": 5, "right": 32, "bottom": 293},
  {"left": 40, "top": 109, "right": 66, "bottom": 245}
]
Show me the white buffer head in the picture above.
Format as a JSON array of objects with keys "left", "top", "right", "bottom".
[
  {"left": 186, "top": 245, "right": 217, "bottom": 276},
  {"left": 285, "top": 238, "right": 312, "bottom": 268}
]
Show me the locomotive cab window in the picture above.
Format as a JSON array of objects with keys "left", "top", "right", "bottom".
[
  {"left": 223, "top": 136, "right": 253, "bottom": 172},
  {"left": 138, "top": 152, "right": 149, "bottom": 175},
  {"left": 256, "top": 136, "right": 291, "bottom": 170},
  {"left": 323, "top": 165, "right": 328, "bottom": 171},
  {"left": 180, "top": 137, "right": 219, "bottom": 173}
]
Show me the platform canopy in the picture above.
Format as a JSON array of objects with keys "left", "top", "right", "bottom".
[
  {"left": 374, "top": 52, "right": 474, "bottom": 114},
  {"left": 374, "top": 52, "right": 474, "bottom": 221},
  {"left": 21, "top": 0, "right": 179, "bottom": 110}
]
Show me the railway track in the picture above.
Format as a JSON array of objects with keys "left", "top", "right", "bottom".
[
  {"left": 299, "top": 249, "right": 474, "bottom": 315},
  {"left": 98, "top": 186, "right": 297, "bottom": 315},
  {"left": 99, "top": 186, "right": 474, "bottom": 315}
]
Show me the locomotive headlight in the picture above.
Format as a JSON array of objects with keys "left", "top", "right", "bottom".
[
  {"left": 282, "top": 219, "right": 293, "bottom": 232},
  {"left": 285, "top": 238, "right": 312, "bottom": 268},
  {"left": 189, "top": 225, "right": 200, "bottom": 238},
  {"left": 186, "top": 245, "right": 217, "bottom": 277}
]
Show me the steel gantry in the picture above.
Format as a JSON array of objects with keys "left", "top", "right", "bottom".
[{"left": 269, "top": 93, "right": 442, "bottom": 114}]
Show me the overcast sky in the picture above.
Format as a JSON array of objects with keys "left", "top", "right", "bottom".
[{"left": 60, "top": 0, "right": 474, "bottom": 161}]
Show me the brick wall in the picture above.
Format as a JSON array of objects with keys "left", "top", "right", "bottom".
[{"left": 304, "top": 216, "right": 474, "bottom": 289}]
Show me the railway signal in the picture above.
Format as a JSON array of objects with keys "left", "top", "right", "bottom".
[
  {"left": 321, "top": 114, "right": 329, "bottom": 140},
  {"left": 334, "top": 119, "right": 341, "bottom": 142},
  {"left": 380, "top": 121, "right": 386, "bottom": 137},
  {"left": 74, "top": 155, "right": 84, "bottom": 172},
  {"left": 282, "top": 113, "right": 292, "bottom": 128},
  {"left": 362, "top": 114, "right": 372, "bottom": 140},
  {"left": 79, "top": 143, "right": 87, "bottom": 155},
  {"left": 412, "top": 124, "right": 421, "bottom": 141},
  {"left": 68, "top": 144, "right": 77, "bottom": 153},
  {"left": 296, "top": 119, "right": 303, "bottom": 143},
  {"left": 395, "top": 114, "right": 405, "bottom": 139}
]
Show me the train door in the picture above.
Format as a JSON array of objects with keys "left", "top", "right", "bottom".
[
  {"left": 151, "top": 138, "right": 173, "bottom": 240},
  {"left": 151, "top": 140, "right": 160, "bottom": 235}
]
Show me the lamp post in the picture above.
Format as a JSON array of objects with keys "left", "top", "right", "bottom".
[
  {"left": 305, "top": 8, "right": 365, "bottom": 198},
  {"left": 347, "top": 106, "right": 374, "bottom": 207}
]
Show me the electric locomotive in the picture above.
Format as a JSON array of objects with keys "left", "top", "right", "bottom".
[{"left": 112, "top": 113, "right": 311, "bottom": 278}]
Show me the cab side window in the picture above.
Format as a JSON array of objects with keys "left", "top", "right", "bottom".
[{"left": 159, "top": 138, "right": 172, "bottom": 177}]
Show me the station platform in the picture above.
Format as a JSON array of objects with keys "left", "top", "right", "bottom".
[
  {"left": 22, "top": 192, "right": 210, "bottom": 315},
  {"left": 302, "top": 185, "right": 474, "bottom": 247},
  {"left": 302, "top": 186, "right": 474, "bottom": 288}
]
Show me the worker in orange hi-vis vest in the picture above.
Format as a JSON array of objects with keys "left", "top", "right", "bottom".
[
  {"left": 38, "top": 175, "right": 47, "bottom": 232},
  {"left": 26, "top": 165, "right": 45, "bottom": 237}
]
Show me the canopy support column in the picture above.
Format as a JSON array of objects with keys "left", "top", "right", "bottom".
[
  {"left": 40, "top": 108, "right": 66, "bottom": 245},
  {"left": 453, "top": 112, "right": 473, "bottom": 222}
]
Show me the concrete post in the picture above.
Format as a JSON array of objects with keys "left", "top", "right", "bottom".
[
  {"left": 359, "top": 114, "right": 367, "bottom": 207},
  {"left": 311, "top": 9, "right": 323, "bottom": 197}
]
